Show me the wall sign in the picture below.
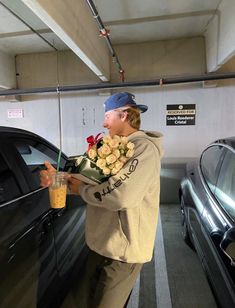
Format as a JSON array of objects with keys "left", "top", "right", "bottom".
[
  {"left": 7, "top": 108, "right": 24, "bottom": 119},
  {"left": 166, "top": 104, "right": 196, "bottom": 126}
]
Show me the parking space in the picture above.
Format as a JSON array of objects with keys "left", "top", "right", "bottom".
[
  {"left": 160, "top": 204, "right": 217, "bottom": 308},
  {"left": 61, "top": 203, "right": 218, "bottom": 308}
]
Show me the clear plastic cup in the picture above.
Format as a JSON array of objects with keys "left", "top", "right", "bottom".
[{"left": 49, "top": 172, "right": 68, "bottom": 208}]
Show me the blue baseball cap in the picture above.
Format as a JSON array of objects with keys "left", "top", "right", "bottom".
[{"left": 104, "top": 92, "right": 148, "bottom": 113}]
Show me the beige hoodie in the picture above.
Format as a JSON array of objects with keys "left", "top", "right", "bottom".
[{"left": 79, "top": 130, "right": 164, "bottom": 263}]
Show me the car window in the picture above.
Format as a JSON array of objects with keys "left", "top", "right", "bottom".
[
  {"left": 20, "top": 145, "right": 57, "bottom": 166},
  {"left": 0, "top": 152, "right": 22, "bottom": 204},
  {"left": 215, "top": 149, "right": 235, "bottom": 221},
  {"left": 14, "top": 140, "right": 66, "bottom": 189},
  {"left": 200, "top": 145, "right": 225, "bottom": 193}
]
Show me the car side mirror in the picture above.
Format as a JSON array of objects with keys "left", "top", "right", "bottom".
[{"left": 220, "top": 228, "right": 235, "bottom": 267}]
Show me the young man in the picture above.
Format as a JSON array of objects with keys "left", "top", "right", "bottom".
[{"left": 41, "top": 92, "right": 163, "bottom": 308}]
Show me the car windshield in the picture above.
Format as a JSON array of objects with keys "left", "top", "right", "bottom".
[
  {"left": 215, "top": 149, "right": 235, "bottom": 221},
  {"left": 200, "top": 145, "right": 224, "bottom": 193}
]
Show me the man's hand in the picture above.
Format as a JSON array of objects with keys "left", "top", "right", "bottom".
[
  {"left": 40, "top": 161, "right": 82, "bottom": 195},
  {"left": 68, "top": 177, "right": 82, "bottom": 195},
  {"left": 40, "top": 161, "right": 56, "bottom": 187}
]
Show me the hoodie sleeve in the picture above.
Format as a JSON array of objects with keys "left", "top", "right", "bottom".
[{"left": 78, "top": 139, "right": 161, "bottom": 211}]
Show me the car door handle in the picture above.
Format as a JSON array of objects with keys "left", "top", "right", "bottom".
[
  {"left": 7, "top": 254, "right": 15, "bottom": 264},
  {"left": 38, "top": 219, "right": 52, "bottom": 242},
  {"left": 51, "top": 207, "right": 66, "bottom": 218}
]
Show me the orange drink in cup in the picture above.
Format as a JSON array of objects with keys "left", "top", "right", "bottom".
[{"left": 49, "top": 172, "right": 68, "bottom": 208}]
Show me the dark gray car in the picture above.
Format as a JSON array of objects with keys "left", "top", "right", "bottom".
[
  {"left": 180, "top": 137, "right": 235, "bottom": 308},
  {"left": 0, "top": 126, "right": 87, "bottom": 308}
]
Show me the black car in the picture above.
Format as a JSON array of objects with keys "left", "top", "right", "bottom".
[
  {"left": 180, "top": 137, "right": 235, "bottom": 308},
  {"left": 0, "top": 126, "right": 87, "bottom": 308}
]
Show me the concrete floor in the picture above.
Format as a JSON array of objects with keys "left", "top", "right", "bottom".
[
  {"left": 160, "top": 204, "right": 217, "bottom": 308},
  {"left": 60, "top": 204, "right": 217, "bottom": 308}
]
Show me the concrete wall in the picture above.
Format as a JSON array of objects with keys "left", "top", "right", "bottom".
[
  {"left": 16, "top": 50, "right": 100, "bottom": 88},
  {"left": 1, "top": 83, "right": 234, "bottom": 159},
  {"left": 15, "top": 36, "right": 206, "bottom": 88},
  {"left": 0, "top": 50, "right": 16, "bottom": 89},
  {"left": 111, "top": 37, "right": 206, "bottom": 82}
]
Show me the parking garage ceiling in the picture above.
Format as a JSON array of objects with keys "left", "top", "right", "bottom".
[
  {"left": 0, "top": 0, "right": 221, "bottom": 53},
  {"left": 96, "top": 0, "right": 221, "bottom": 44},
  {"left": 0, "top": 0, "right": 67, "bottom": 53},
  {"left": 1, "top": 0, "right": 235, "bottom": 87}
]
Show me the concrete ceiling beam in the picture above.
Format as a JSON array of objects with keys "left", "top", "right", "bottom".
[
  {"left": 104, "top": 10, "right": 217, "bottom": 26},
  {"left": 22, "top": 0, "right": 110, "bottom": 81}
]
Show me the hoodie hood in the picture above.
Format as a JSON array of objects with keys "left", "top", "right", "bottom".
[{"left": 127, "top": 130, "right": 164, "bottom": 159}]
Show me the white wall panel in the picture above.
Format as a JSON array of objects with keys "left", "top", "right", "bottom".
[
  {"left": 59, "top": 92, "right": 105, "bottom": 156},
  {"left": 0, "top": 84, "right": 234, "bottom": 159},
  {"left": 0, "top": 97, "right": 60, "bottom": 146}
]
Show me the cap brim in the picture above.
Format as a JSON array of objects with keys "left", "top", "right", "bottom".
[{"left": 137, "top": 104, "right": 148, "bottom": 113}]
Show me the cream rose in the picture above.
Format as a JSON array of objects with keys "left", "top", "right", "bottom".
[
  {"left": 102, "top": 167, "right": 111, "bottom": 175},
  {"left": 112, "top": 149, "right": 121, "bottom": 159},
  {"left": 120, "top": 136, "right": 128, "bottom": 144},
  {"left": 108, "top": 138, "right": 119, "bottom": 149},
  {"left": 101, "top": 144, "right": 111, "bottom": 155},
  {"left": 115, "top": 160, "right": 124, "bottom": 171},
  {"left": 106, "top": 154, "right": 117, "bottom": 164},
  {"left": 97, "top": 147, "right": 104, "bottom": 158},
  {"left": 126, "top": 149, "right": 134, "bottom": 158},
  {"left": 88, "top": 148, "right": 97, "bottom": 160},
  {"left": 113, "top": 135, "right": 121, "bottom": 142},
  {"left": 108, "top": 163, "right": 115, "bottom": 169},
  {"left": 96, "top": 158, "right": 106, "bottom": 169},
  {"left": 127, "top": 142, "right": 135, "bottom": 150},
  {"left": 102, "top": 135, "right": 112, "bottom": 143},
  {"left": 111, "top": 167, "right": 119, "bottom": 175}
]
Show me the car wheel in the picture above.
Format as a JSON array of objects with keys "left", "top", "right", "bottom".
[{"left": 180, "top": 197, "right": 191, "bottom": 246}]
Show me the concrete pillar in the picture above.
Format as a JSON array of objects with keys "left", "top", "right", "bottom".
[
  {"left": 0, "top": 50, "right": 16, "bottom": 89},
  {"left": 205, "top": 0, "right": 235, "bottom": 71}
]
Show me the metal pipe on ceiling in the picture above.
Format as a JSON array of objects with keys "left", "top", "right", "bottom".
[
  {"left": 0, "top": 72, "right": 235, "bottom": 96},
  {"left": 85, "top": 0, "right": 125, "bottom": 81}
]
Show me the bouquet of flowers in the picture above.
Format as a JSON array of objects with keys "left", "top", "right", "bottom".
[
  {"left": 64, "top": 133, "right": 135, "bottom": 184},
  {"left": 87, "top": 134, "right": 135, "bottom": 176}
]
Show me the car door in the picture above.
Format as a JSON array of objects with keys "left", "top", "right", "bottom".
[
  {"left": 186, "top": 145, "right": 225, "bottom": 260},
  {"left": 11, "top": 136, "right": 87, "bottom": 279},
  {"left": 213, "top": 149, "right": 235, "bottom": 296},
  {"left": 200, "top": 147, "right": 235, "bottom": 307},
  {"left": 0, "top": 140, "right": 57, "bottom": 308}
]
